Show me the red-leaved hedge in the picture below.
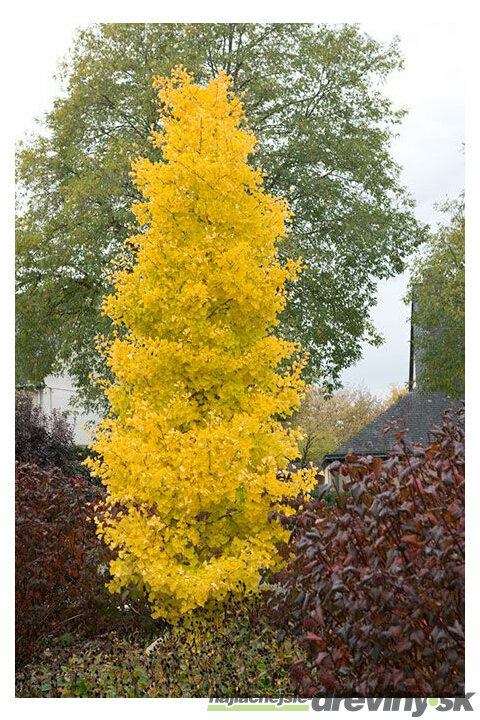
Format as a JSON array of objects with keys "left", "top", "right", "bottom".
[
  {"left": 15, "top": 462, "right": 112, "bottom": 664},
  {"left": 268, "top": 406, "right": 465, "bottom": 697},
  {"left": 15, "top": 391, "right": 76, "bottom": 472}
]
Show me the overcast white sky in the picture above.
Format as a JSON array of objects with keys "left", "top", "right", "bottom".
[
  {"left": 14, "top": 21, "right": 465, "bottom": 397},
  {"left": 342, "top": 21, "right": 465, "bottom": 395}
]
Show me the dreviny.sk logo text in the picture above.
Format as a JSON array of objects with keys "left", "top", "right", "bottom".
[{"left": 208, "top": 695, "right": 475, "bottom": 714}]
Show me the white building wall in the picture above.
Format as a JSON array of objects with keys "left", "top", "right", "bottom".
[
  {"left": 33, "top": 374, "right": 100, "bottom": 445},
  {"left": 323, "top": 463, "right": 344, "bottom": 490}
]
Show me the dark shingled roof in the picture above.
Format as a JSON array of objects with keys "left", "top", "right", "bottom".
[{"left": 322, "top": 390, "right": 463, "bottom": 464}]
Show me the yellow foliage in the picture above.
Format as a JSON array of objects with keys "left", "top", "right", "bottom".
[
  {"left": 386, "top": 383, "right": 409, "bottom": 405},
  {"left": 87, "top": 67, "right": 315, "bottom": 621}
]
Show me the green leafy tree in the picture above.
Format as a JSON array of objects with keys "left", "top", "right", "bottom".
[
  {"left": 16, "top": 23, "right": 425, "bottom": 407},
  {"left": 408, "top": 195, "right": 465, "bottom": 397}
]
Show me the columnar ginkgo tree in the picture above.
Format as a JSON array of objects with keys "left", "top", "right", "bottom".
[{"left": 88, "top": 67, "right": 315, "bottom": 621}]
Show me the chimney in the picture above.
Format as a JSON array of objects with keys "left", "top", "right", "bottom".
[
  {"left": 408, "top": 296, "right": 415, "bottom": 391},
  {"left": 409, "top": 285, "right": 426, "bottom": 390}
]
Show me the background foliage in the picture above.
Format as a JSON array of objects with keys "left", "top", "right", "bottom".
[
  {"left": 408, "top": 194, "right": 464, "bottom": 397},
  {"left": 293, "top": 384, "right": 392, "bottom": 464},
  {"left": 16, "top": 23, "right": 425, "bottom": 404}
]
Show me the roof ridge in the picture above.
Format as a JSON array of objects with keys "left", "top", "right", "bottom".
[{"left": 322, "top": 390, "right": 463, "bottom": 463}]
